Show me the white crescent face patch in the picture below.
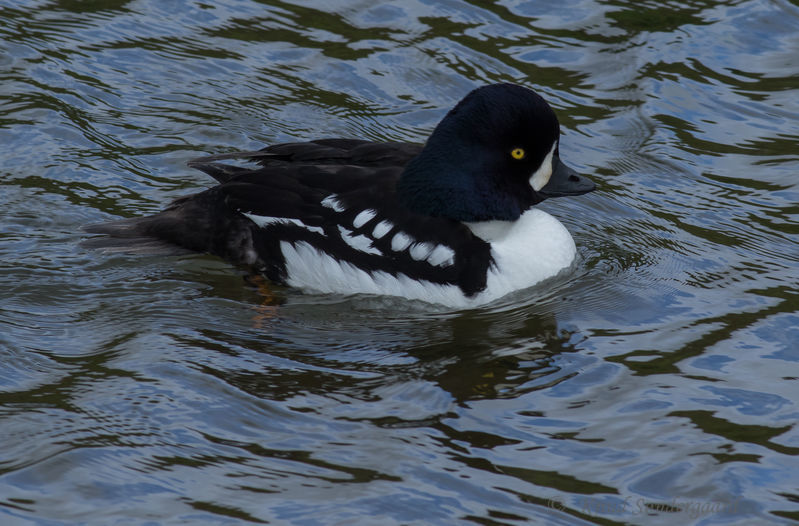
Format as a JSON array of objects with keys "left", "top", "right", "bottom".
[{"left": 529, "top": 142, "right": 557, "bottom": 192}]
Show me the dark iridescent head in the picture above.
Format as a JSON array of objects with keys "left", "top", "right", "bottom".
[{"left": 397, "top": 83, "right": 595, "bottom": 222}]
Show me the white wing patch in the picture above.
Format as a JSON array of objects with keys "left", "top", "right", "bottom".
[
  {"left": 353, "top": 209, "right": 376, "bottom": 229},
  {"left": 409, "top": 242, "right": 434, "bottom": 261},
  {"left": 243, "top": 213, "right": 325, "bottom": 235},
  {"left": 321, "top": 194, "right": 346, "bottom": 212},
  {"left": 338, "top": 226, "right": 381, "bottom": 255},
  {"left": 390, "top": 233, "right": 455, "bottom": 267},
  {"left": 372, "top": 220, "right": 393, "bottom": 239},
  {"left": 427, "top": 244, "right": 456, "bottom": 267},
  {"left": 529, "top": 143, "right": 556, "bottom": 192},
  {"left": 391, "top": 231, "right": 412, "bottom": 252}
]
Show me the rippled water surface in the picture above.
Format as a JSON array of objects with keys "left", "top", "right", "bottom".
[{"left": 2, "top": 0, "right": 798, "bottom": 524}]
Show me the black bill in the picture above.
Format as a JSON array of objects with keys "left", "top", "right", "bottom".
[{"left": 539, "top": 156, "right": 596, "bottom": 197}]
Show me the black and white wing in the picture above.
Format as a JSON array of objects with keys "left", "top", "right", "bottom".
[{"left": 217, "top": 163, "right": 493, "bottom": 297}]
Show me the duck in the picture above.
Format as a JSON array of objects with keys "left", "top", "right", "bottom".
[{"left": 86, "top": 83, "right": 595, "bottom": 308}]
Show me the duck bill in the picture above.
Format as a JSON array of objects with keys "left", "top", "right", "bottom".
[{"left": 539, "top": 156, "right": 595, "bottom": 197}]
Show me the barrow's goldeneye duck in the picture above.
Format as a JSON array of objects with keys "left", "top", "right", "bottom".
[{"left": 86, "top": 83, "right": 595, "bottom": 307}]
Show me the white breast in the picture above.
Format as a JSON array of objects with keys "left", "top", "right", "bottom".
[{"left": 467, "top": 209, "right": 577, "bottom": 305}]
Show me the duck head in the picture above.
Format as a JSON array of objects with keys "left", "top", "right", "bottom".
[{"left": 397, "top": 83, "right": 595, "bottom": 222}]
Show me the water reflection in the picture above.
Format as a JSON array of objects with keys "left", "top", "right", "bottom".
[
  {"left": 194, "top": 299, "right": 581, "bottom": 406},
  {"left": 2, "top": 0, "right": 799, "bottom": 523}
]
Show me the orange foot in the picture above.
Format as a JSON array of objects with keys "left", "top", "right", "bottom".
[{"left": 245, "top": 275, "right": 282, "bottom": 328}]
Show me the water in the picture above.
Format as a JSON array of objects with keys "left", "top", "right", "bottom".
[{"left": 1, "top": 0, "right": 798, "bottom": 524}]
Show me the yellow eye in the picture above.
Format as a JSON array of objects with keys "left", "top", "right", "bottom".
[{"left": 511, "top": 148, "right": 526, "bottom": 160}]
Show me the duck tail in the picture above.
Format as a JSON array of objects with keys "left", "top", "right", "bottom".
[
  {"left": 82, "top": 214, "right": 194, "bottom": 256},
  {"left": 82, "top": 190, "right": 257, "bottom": 264}
]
